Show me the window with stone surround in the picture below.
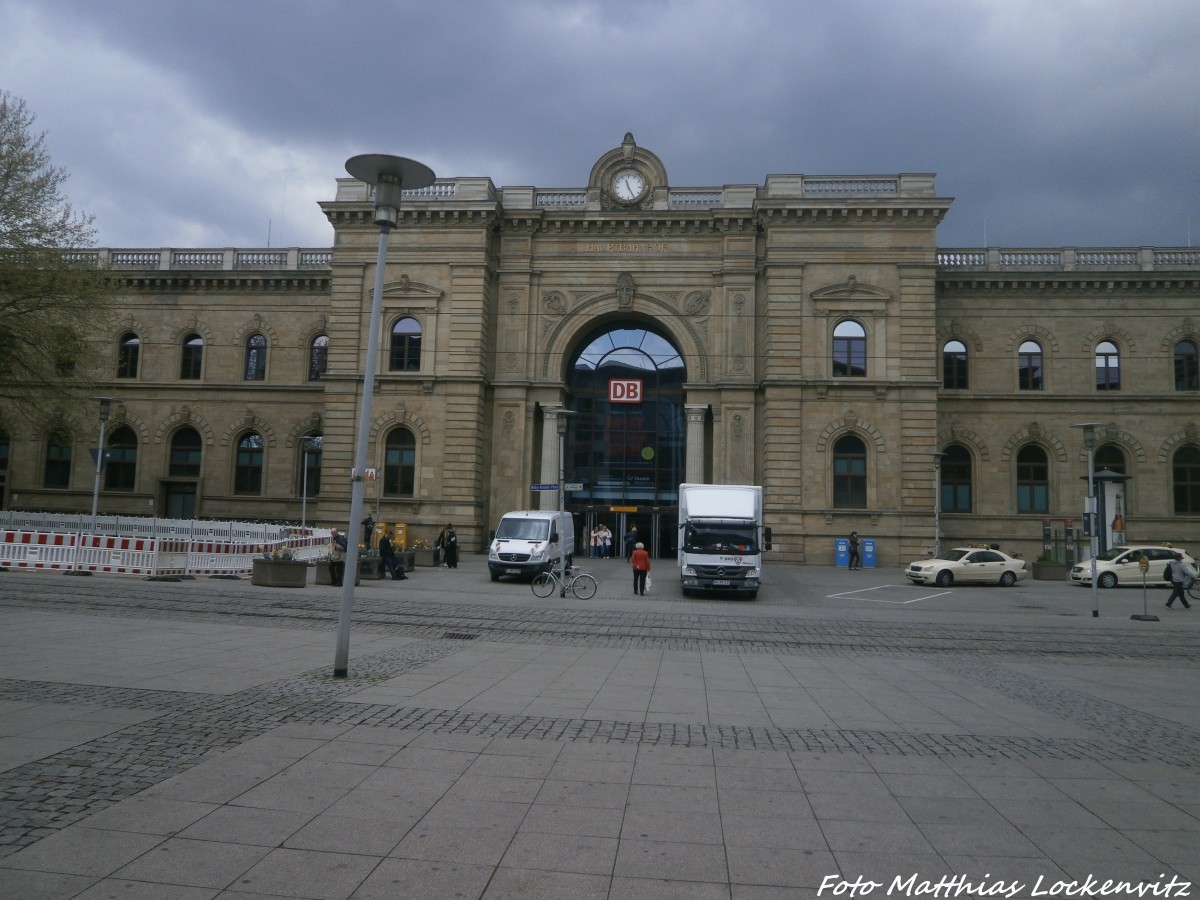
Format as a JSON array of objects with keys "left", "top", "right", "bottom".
[
  {"left": 941, "top": 444, "right": 972, "bottom": 512},
  {"left": 389, "top": 317, "right": 422, "bottom": 372},
  {"left": 942, "top": 340, "right": 968, "bottom": 390},
  {"left": 1016, "top": 444, "right": 1049, "bottom": 513},
  {"left": 244, "top": 333, "right": 267, "bottom": 381},
  {"left": 833, "top": 434, "right": 867, "bottom": 508},
  {"left": 1018, "top": 340, "right": 1043, "bottom": 390},
  {"left": 180, "top": 333, "right": 204, "bottom": 380},
  {"left": 234, "top": 432, "right": 264, "bottom": 494},
  {"left": 104, "top": 425, "right": 138, "bottom": 491},
  {"left": 833, "top": 320, "right": 867, "bottom": 377},
  {"left": 1175, "top": 340, "right": 1198, "bottom": 391},
  {"left": 384, "top": 428, "right": 416, "bottom": 496},
  {"left": 1174, "top": 446, "right": 1200, "bottom": 513},
  {"left": 1094, "top": 341, "right": 1120, "bottom": 390},
  {"left": 117, "top": 332, "right": 140, "bottom": 379}
]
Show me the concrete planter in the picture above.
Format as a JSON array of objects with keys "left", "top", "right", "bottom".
[
  {"left": 358, "top": 557, "right": 386, "bottom": 580},
  {"left": 1032, "top": 561, "right": 1069, "bottom": 581},
  {"left": 250, "top": 559, "right": 309, "bottom": 588},
  {"left": 314, "top": 561, "right": 359, "bottom": 586},
  {"left": 413, "top": 548, "right": 441, "bottom": 567}
]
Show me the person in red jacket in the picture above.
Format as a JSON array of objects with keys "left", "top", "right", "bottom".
[{"left": 630, "top": 541, "right": 651, "bottom": 595}]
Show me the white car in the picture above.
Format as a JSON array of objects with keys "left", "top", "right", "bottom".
[
  {"left": 1070, "top": 545, "right": 1196, "bottom": 589},
  {"left": 905, "top": 547, "right": 1029, "bottom": 587}
]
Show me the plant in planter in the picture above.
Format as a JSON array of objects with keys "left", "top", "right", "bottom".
[
  {"left": 251, "top": 546, "right": 308, "bottom": 587},
  {"left": 357, "top": 545, "right": 385, "bottom": 580},
  {"left": 410, "top": 538, "right": 441, "bottom": 567}
]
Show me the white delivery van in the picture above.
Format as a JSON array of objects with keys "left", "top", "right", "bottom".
[
  {"left": 488, "top": 510, "right": 575, "bottom": 581},
  {"left": 678, "top": 483, "right": 770, "bottom": 599}
]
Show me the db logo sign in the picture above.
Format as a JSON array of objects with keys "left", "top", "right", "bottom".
[{"left": 609, "top": 379, "right": 643, "bottom": 403}]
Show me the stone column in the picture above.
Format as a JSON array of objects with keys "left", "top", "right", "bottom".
[
  {"left": 539, "top": 407, "right": 565, "bottom": 511},
  {"left": 685, "top": 405, "right": 708, "bottom": 484}
]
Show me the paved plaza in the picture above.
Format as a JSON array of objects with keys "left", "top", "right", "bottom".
[{"left": 0, "top": 558, "right": 1198, "bottom": 898}]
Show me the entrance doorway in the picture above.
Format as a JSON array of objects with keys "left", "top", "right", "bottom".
[
  {"left": 563, "top": 324, "right": 687, "bottom": 556},
  {"left": 163, "top": 482, "right": 197, "bottom": 519}
]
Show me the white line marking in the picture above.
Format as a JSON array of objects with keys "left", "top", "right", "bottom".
[{"left": 827, "top": 584, "right": 952, "bottom": 604}]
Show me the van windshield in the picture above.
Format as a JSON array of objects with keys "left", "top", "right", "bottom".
[
  {"left": 495, "top": 518, "right": 550, "bottom": 541},
  {"left": 683, "top": 523, "right": 758, "bottom": 555}
]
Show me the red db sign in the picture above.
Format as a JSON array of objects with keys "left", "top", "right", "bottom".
[{"left": 609, "top": 379, "right": 643, "bottom": 403}]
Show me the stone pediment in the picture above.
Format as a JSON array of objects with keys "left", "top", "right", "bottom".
[
  {"left": 811, "top": 275, "right": 892, "bottom": 311},
  {"left": 382, "top": 275, "right": 443, "bottom": 303}
]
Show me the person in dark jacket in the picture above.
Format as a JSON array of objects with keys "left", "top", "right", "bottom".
[
  {"left": 1165, "top": 552, "right": 1195, "bottom": 609},
  {"left": 378, "top": 533, "right": 407, "bottom": 580},
  {"left": 440, "top": 524, "right": 458, "bottom": 569}
]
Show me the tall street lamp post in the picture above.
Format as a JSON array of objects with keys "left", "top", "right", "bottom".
[
  {"left": 89, "top": 396, "right": 122, "bottom": 531},
  {"left": 334, "top": 154, "right": 435, "bottom": 678},
  {"left": 1071, "top": 422, "right": 1108, "bottom": 618},
  {"left": 299, "top": 436, "right": 318, "bottom": 529},
  {"left": 931, "top": 451, "right": 946, "bottom": 559}
]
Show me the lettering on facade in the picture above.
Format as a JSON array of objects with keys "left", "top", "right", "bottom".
[{"left": 580, "top": 241, "right": 670, "bottom": 253}]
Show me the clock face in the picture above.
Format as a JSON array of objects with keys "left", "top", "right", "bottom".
[{"left": 612, "top": 169, "right": 646, "bottom": 202}]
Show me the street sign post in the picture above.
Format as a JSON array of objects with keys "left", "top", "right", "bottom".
[{"left": 530, "top": 483, "right": 559, "bottom": 491}]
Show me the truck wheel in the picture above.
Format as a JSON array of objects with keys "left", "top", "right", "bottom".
[
  {"left": 746, "top": 591, "right": 759, "bottom": 600},
  {"left": 490, "top": 571, "right": 500, "bottom": 582}
]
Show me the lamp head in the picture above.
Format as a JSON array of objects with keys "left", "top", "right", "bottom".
[
  {"left": 345, "top": 154, "right": 436, "bottom": 228},
  {"left": 1070, "top": 421, "right": 1109, "bottom": 450}
]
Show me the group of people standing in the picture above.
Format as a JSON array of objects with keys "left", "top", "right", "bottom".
[
  {"left": 326, "top": 523, "right": 459, "bottom": 584},
  {"left": 589, "top": 524, "right": 615, "bottom": 558}
]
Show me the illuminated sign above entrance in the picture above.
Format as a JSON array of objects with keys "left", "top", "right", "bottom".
[{"left": 609, "top": 379, "right": 643, "bottom": 403}]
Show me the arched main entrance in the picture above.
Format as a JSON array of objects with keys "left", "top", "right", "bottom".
[{"left": 564, "top": 324, "right": 687, "bottom": 558}]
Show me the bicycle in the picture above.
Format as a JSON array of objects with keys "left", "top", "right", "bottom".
[
  {"left": 531, "top": 565, "right": 597, "bottom": 600},
  {"left": 1185, "top": 576, "right": 1200, "bottom": 602}
]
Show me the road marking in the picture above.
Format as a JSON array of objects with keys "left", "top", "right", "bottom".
[{"left": 828, "top": 584, "right": 952, "bottom": 604}]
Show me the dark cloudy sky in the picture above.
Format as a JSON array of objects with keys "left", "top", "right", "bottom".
[{"left": 3, "top": 0, "right": 1197, "bottom": 251}]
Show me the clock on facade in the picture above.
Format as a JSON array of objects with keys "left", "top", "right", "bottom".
[{"left": 611, "top": 169, "right": 647, "bottom": 202}]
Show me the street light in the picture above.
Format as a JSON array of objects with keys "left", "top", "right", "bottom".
[
  {"left": 1070, "top": 422, "right": 1108, "bottom": 618},
  {"left": 89, "top": 396, "right": 123, "bottom": 531},
  {"left": 298, "top": 436, "right": 319, "bottom": 529},
  {"left": 931, "top": 451, "right": 946, "bottom": 558},
  {"left": 334, "top": 154, "right": 435, "bottom": 678},
  {"left": 554, "top": 408, "right": 578, "bottom": 594}
]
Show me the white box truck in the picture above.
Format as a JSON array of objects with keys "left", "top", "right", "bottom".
[
  {"left": 487, "top": 510, "right": 574, "bottom": 581},
  {"left": 678, "top": 483, "right": 770, "bottom": 599}
]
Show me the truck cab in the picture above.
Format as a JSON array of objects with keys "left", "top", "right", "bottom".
[{"left": 678, "top": 484, "right": 769, "bottom": 599}]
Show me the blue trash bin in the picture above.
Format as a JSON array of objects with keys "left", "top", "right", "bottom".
[
  {"left": 835, "top": 538, "right": 849, "bottom": 568},
  {"left": 862, "top": 538, "right": 877, "bottom": 568}
]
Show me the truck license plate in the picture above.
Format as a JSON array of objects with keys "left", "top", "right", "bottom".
[
  {"left": 713, "top": 579, "right": 731, "bottom": 586},
  {"left": 505, "top": 568, "right": 521, "bottom": 575}
]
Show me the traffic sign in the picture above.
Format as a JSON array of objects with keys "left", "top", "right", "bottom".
[
  {"left": 563, "top": 482, "right": 583, "bottom": 491},
  {"left": 530, "top": 483, "right": 559, "bottom": 491}
]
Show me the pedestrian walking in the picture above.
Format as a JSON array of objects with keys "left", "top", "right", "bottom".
[
  {"left": 624, "top": 525, "right": 638, "bottom": 559},
  {"left": 631, "top": 541, "right": 651, "bottom": 595},
  {"left": 328, "top": 528, "right": 347, "bottom": 586},
  {"left": 1165, "top": 552, "right": 1195, "bottom": 609},
  {"left": 847, "top": 531, "right": 860, "bottom": 570},
  {"left": 601, "top": 524, "right": 613, "bottom": 559},
  {"left": 378, "top": 533, "right": 407, "bottom": 580}
]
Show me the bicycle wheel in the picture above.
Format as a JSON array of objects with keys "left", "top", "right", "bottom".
[
  {"left": 1186, "top": 580, "right": 1200, "bottom": 602},
  {"left": 571, "top": 573, "right": 598, "bottom": 600},
  {"left": 531, "top": 571, "right": 556, "bottom": 598}
]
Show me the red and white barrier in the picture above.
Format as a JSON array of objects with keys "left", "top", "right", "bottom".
[{"left": 0, "top": 526, "right": 331, "bottom": 579}]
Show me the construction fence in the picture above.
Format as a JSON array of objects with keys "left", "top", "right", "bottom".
[{"left": 0, "top": 512, "right": 330, "bottom": 578}]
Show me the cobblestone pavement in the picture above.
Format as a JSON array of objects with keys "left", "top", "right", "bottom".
[{"left": 1, "top": 565, "right": 1198, "bottom": 897}]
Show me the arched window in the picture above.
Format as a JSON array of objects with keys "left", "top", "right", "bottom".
[
  {"left": 104, "top": 425, "right": 137, "bottom": 491},
  {"left": 941, "top": 444, "right": 972, "bottom": 513},
  {"left": 833, "top": 435, "right": 867, "bottom": 508},
  {"left": 1018, "top": 340, "right": 1043, "bottom": 390},
  {"left": 389, "top": 317, "right": 422, "bottom": 371},
  {"left": 942, "top": 340, "right": 968, "bottom": 390},
  {"left": 1016, "top": 445, "right": 1049, "bottom": 513},
  {"left": 299, "top": 435, "right": 322, "bottom": 498},
  {"left": 234, "top": 432, "right": 264, "bottom": 494},
  {"left": 1094, "top": 444, "right": 1126, "bottom": 476},
  {"left": 117, "top": 332, "right": 140, "bottom": 379},
  {"left": 384, "top": 428, "right": 416, "bottom": 496},
  {"left": 1095, "top": 340, "right": 1120, "bottom": 390},
  {"left": 244, "top": 333, "right": 267, "bottom": 381},
  {"left": 308, "top": 335, "right": 329, "bottom": 382},
  {"left": 180, "top": 333, "right": 204, "bottom": 380},
  {"left": 43, "top": 433, "right": 72, "bottom": 488},
  {"left": 169, "top": 428, "right": 202, "bottom": 477},
  {"left": 833, "top": 321, "right": 867, "bottom": 377},
  {"left": 1173, "top": 445, "right": 1200, "bottom": 513},
  {"left": 1175, "top": 340, "right": 1199, "bottom": 391}
]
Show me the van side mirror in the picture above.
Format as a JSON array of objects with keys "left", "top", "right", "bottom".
[
  {"left": 549, "top": 530, "right": 559, "bottom": 544},
  {"left": 764, "top": 527, "right": 773, "bottom": 552}
]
